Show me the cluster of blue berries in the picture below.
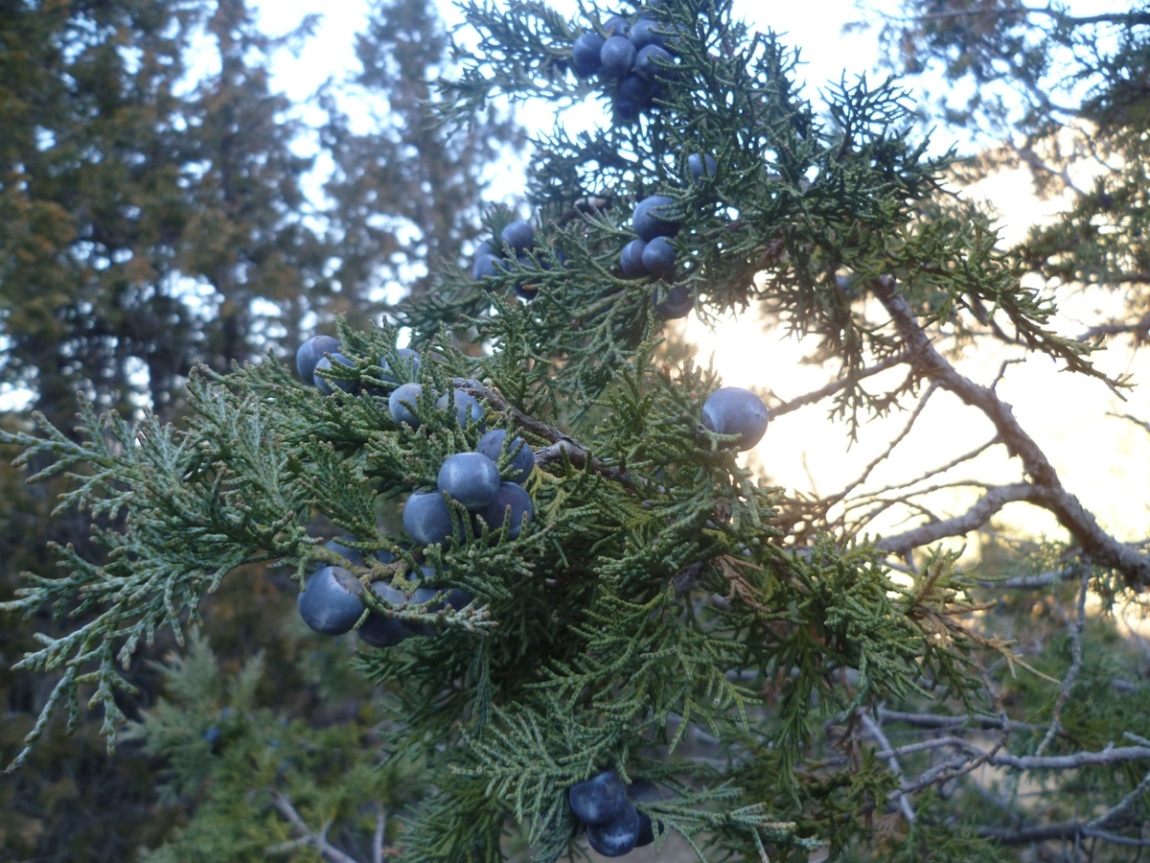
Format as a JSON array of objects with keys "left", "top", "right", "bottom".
[
  {"left": 620, "top": 193, "right": 694, "bottom": 319},
  {"left": 568, "top": 770, "right": 657, "bottom": 857},
  {"left": 293, "top": 335, "right": 539, "bottom": 647},
  {"left": 570, "top": 11, "right": 679, "bottom": 122},
  {"left": 404, "top": 431, "right": 536, "bottom": 544},
  {"left": 297, "top": 538, "right": 469, "bottom": 648},
  {"left": 295, "top": 334, "right": 422, "bottom": 396},
  {"left": 472, "top": 219, "right": 564, "bottom": 300},
  {"left": 622, "top": 195, "right": 680, "bottom": 280}
]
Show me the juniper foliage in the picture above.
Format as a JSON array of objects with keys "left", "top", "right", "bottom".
[{"left": 3, "top": 0, "right": 1150, "bottom": 861}]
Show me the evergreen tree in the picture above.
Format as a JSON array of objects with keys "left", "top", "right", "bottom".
[
  {"left": 0, "top": 0, "right": 327, "bottom": 429},
  {"left": 0, "top": 0, "right": 202, "bottom": 429},
  {"left": 3, "top": 1, "right": 1149, "bottom": 862},
  {"left": 319, "top": 0, "right": 526, "bottom": 328},
  {"left": 176, "top": 0, "right": 331, "bottom": 387}
]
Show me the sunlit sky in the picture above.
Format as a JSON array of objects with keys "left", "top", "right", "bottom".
[{"left": 250, "top": 0, "right": 1150, "bottom": 549}]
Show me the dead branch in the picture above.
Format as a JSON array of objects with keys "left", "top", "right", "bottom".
[{"left": 870, "top": 277, "right": 1150, "bottom": 586}]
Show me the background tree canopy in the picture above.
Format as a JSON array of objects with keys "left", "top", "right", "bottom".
[{"left": 0, "top": 1, "right": 1148, "bottom": 861}]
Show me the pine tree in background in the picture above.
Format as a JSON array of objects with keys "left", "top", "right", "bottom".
[
  {"left": 319, "top": 0, "right": 526, "bottom": 327},
  {"left": 177, "top": 0, "right": 332, "bottom": 388},
  {"left": 2, "top": 1, "right": 1150, "bottom": 863},
  {"left": 0, "top": 0, "right": 204, "bottom": 429},
  {"left": 0, "top": 0, "right": 330, "bottom": 429}
]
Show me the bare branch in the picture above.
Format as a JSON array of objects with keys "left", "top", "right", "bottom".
[
  {"left": 975, "top": 567, "right": 1081, "bottom": 589},
  {"left": 1035, "top": 571, "right": 1090, "bottom": 755},
  {"left": 870, "top": 277, "right": 1150, "bottom": 586},
  {"left": 874, "top": 735, "right": 983, "bottom": 761},
  {"left": 874, "top": 483, "right": 1042, "bottom": 555},
  {"left": 373, "top": 806, "right": 386, "bottom": 863},
  {"left": 986, "top": 744, "right": 1150, "bottom": 771},
  {"left": 1080, "top": 315, "right": 1150, "bottom": 344},
  {"left": 860, "top": 711, "right": 916, "bottom": 823},
  {"left": 767, "top": 352, "right": 911, "bottom": 419},
  {"left": 269, "top": 790, "right": 363, "bottom": 863},
  {"left": 1088, "top": 765, "right": 1150, "bottom": 831},
  {"left": 1111, "top": 411, "right": 1150, "bottom": 437},
  {"left": 877, "top": 708, "right": 1042, "bottom": 732},
  {"left": 830, "top": 383, "right": 940, "bottom": 505}
]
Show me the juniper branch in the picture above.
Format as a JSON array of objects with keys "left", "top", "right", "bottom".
[{"left": 871, "top": 276, "right": 1150, "bottom": 585}]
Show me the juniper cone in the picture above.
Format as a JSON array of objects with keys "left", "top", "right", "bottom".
[
  {"left": 295, "top": 335, "right": 341, "bottom": 382},
  {"left": 500, "top": 219, "right": 535, "bottom": 253},
  {"left": 472, "top": 482, "right": 534, "bottom": 539},
  {"left": 313, "top": 353, "right": 356, "bottom": 394},
  {"left": 688, "top": 152, "right": 717, "bottom": 181},
  {"left": 379, "top": 348, "right": 421, "bottom": 382},
  {"left": 633, "top": 44, "right": 673, "bottom": 82},
  {"left": 599, "top": 35, "right": 636, "bottom": 79},
  {"left": 628, "top": 16, "right": 666, "bottom": 49},
  {"left": 701, "top": 386, "right": 768, "bottom": 450},
  {"left": 635, "top": 811, "right": 655, "bottom": 847},
  {"left": 388, "top": 381, "right": 426, "bottom": 428},
  {"left": 325, "top": 536, "right": 366, "bottom": 567},
  {"left": 437, "top": 452, "right": 501, "bottom": 509},
  {"left": 571, "top": 31, "right": 605, "bottom": 76},
  {"left": 618, "top": 72, "right": 656, "bottom": 109},
  {"left": 402, "top": 490, "right": 457, "bottom": 546},
  {"left": 297, "top": 566, "right": 364, "bottom": 635},
  {"left": 640, "top": 235, "right": 676, "bottom": 277},
  {"left": 653, "top": 284, "right": 693, "bottom": 319},
  {"left": 585, "top": 801, "right": 641, "bottom": 857},
  {"left": 474, "top": 429, "right": 535, "bottom": 484},
  {"left": 436, "top": 388, "right": 485, "bottom": 428},
  {"left": 620, "top": 238, "right": 649, "bottom": 277},
  {"left": 602, "top": 14, "right": 629, "bottom": 37},
  {"left": 358, "top": 582, "right": 416, "bottom": 647},
  {"left": 568, "top": 770, "right": 628, "bottom": 824},
  {"left": 632, "top": 194, "right": 680, "bottom": 240}
]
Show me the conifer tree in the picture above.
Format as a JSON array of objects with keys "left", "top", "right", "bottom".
[
  {"left": 178, "top": 0, "right": 331, "bottom": 386},
  {"left": 0, "top": 0, "right": 327, "bottom": 428},
  {"left": 3, "top": 1, "right": 1150, "bottom": 862},
  {"left": 319, "top": 0, "right": 526, "bottom": 326}
]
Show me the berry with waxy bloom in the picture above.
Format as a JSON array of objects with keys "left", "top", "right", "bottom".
[
  {"left": 314, "top": 353, "right": 356, "bottom": 394},
  {"left": 568, "top": 770, "right": 627, "bottom": 825},
  {"left": 585, "top": 801, "right": 641, "bottom": 857},
  {"left": 298, "top": 566, "right": 364, "bottom": 636},
  {"left": 599, "top": 35, "right": 636, "bottom": 79},
  {"left": 296, "top": 335, "right": 340, "bottom": 383},
  {"left": 572, "top": 31, "right": 606, "bottom": 76},
  {"left": 473, "top": 482, "right": 534, "bottom": 539},
  {"left": 389, "top": 382, "right": 427, "bottom": 428},
  {"left": 701, "top": 386, "right": 769, "bottom": 450},
  {"left": 632, "top": 195, "right": 680, "bottom": 241},
  {"left": 475, "top": 429, "right": 535, "bottom": 484},
  {"left": 403, "top": 490, "right": 457, "bottom": 546},
  {"left": 438, "top": 452, "right": 501, "bottom": 509}
]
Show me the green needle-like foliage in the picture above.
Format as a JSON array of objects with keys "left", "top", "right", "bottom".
[
  {"left": 5, "top": 0, "right": 1145, "bottom": 861},
  {"left": 0, "top": 311, "right": 1009, "bottom": 859}
]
